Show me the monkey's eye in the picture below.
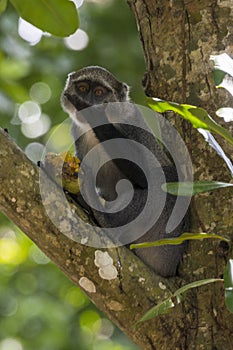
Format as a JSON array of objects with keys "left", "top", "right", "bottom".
[
  {"left": 76, "top": 82, "right": 89, "bottom": 93},
  {"left": 94, "top": 86, "right": 107, "bottom": 97}
]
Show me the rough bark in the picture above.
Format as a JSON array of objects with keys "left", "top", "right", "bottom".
[
  {"left": 127, "top": 0, "right": 233, "bottom": 349},
  {"left": 1, "top": 0, "right": 233, "bottom": 349}
]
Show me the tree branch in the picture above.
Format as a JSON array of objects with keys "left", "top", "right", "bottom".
[{"left": 0, "top": 127, "right": 189, "bottom": 349}]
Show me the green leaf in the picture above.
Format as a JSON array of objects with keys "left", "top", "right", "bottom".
[
  {"left": 174, "top": 278, "right": 223, "bottom": 297},
  {"left": 9, "top": 0, "right": 79, "bottom": 37},
  {"left": 135, "top": 298, "right": 174, "bottom": 326},
  {"left": 162, "top": 181, "right": 233, "bottom": 196},
  {"left": 136, "top": 278, "right": 223, "bottom": 325},
  {"left": 214, "top": 69, "right": 226, "bottom": 86},
  {"left": 148, "top": 98, "right": 233, "bottom": 146},
  {"left": 224, "top": 260, "right": 233, "bottom": 313},
  {"left": 0, "top": 0, "right": 7, "bottom": 14},
  {"left": 224, "top": 260, "right": 233, "bottom": 289},
  {"left": 130, "top": 232, "right": 229, "bottom": 250}
]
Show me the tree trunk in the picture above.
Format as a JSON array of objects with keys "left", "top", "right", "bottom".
[
  {"left": 127, "top": 0, "right": 233, "bottom": 348},
  {"left": 0, "top": 1, "right": 233, "bottom": 349}
]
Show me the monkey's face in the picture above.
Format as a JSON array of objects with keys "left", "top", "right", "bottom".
[
  {"left": 67, "top": 79, "right": 115, "bottom": 110},
  {"left": 61, "top": 66, "right": 129, "bottom": 115}
]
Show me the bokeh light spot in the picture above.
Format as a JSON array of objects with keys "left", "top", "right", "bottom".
[
  {"left": 21, "top": 113, "right": 51, "bottom": 139},
  {"left": 45, "top": 121, "right": 74, "bottom": 153},
  {"left": 0, "top": 295, "right": 18, "bottom": 317},
  {"left": 30, "top": 82, "right": 52, "bottom": 104},
  {"left": 16, "top": 272, "right": 38, "bottom": 295},
  {"left": 0, "top": 238, "right": 25, "bottom": 265},
  {"left": 80, "top": 310, "right": 101, "bottom": 332},
  {"left": 18, "top": 18, "right": 43, "bottom": 45},
  {"left": 95, "top": 318, "right": 114, "bottom": 339},
  {"left": 64, "top": 29, "right": 89, "bottom": 51},
  {"left": 64, "top": 286, "right": 89, "bottom": 309},
  {"left": 0, "top": 339, "right": 23, "bottom": 350},
  {"left": 29, "top": 245, "right": 50, "bottom": 265},
  {"left": 18, "top": 101, "right": 41, "bottom": 124},
  {"left": 24, "top": 142, "right": 45, "bottom": 163},
  {"left": 72, "top": 0, "right": 84, "bottom": 7}
]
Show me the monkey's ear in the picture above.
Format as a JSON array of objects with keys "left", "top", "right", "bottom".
[
  {"left": 122, "top": 82, "right": 129, "bottom": 91},
  {"left": 121, "top": 82, "right": 130, "bottom": 101}
]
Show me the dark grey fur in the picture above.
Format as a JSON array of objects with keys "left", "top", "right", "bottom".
[{"left": 61, "top": 66, "right": 189, "bottom": 277}]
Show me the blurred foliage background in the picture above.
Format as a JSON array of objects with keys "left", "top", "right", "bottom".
[{"left": 0, "top": 0, "right": 145, "bottom": 349}]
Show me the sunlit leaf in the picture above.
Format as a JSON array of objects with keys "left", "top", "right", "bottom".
[
  {"left": 211, "top": 54, "right": 233, "bottom": 96},
  {"left": 0, "top": 0, "right": 7, "bottom": 14},
  {"left": 218, "top": 76, "right": 233, "bottom": 97},
  {"left": 216, "top": 107, "right": 233, "bottom": 123},
  {"left": 162, "top": 181, "right": 233, "bottom": 196},
  {"left": 197, "top": 130, "right": 233, "bottom": 176},
  {"left": 9, "top": 0, "right": 79, "bottom": 37},
  {"left": 148, "top": 98, "right": 207, "bottom": 128},
  {"left": 210, "top": 53, "right": 233, "bottom": 78},
  {"left": 130, "top": 232, "right": 229, "bottom": 250},
  {"left": 224, "top": 260, "right": 233, "bottom": 314},
  {"left": 148, "top": 98, "right": 233, "bottom": 146}
]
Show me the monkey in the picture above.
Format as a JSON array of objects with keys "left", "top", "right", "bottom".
[{"left": 61, "top": 66, "right": 190, "bottom": 277}]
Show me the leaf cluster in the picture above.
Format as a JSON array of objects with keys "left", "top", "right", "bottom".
[{"left": 1, "top": 0, "right": 79, "bottom": 37}]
